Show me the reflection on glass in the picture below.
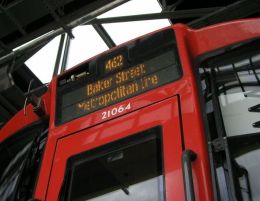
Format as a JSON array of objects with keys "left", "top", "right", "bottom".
[
  {"left": 63, "top": 128, "right": 164, "bottom": 201},
  {"left": 88, "top": 176, "right": 164, "bottom": 201},
  {"left": 236, "top": 149, "right": 260, "bottom": 201}
]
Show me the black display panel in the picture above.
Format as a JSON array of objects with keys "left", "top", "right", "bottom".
[{"left": 56, "top": 29, "right": 182, "bottom": 125}]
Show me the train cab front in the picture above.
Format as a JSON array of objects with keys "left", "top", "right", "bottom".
[{"left": 1, "top": 18, "right": 260, "bottom": 201}]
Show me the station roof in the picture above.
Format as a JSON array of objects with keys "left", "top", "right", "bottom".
[{"left": 0, "top": 0, "right": 260, "bottom": 129}]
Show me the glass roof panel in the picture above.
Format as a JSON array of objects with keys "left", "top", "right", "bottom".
[
  {"left": 25, "top": 36, "right": 61, "bottom": 83},
  {"left": 100, "top": 0, "right": 163, "bottom": 17},
  {"left": 66, "top": 25, "right": 109, "bottom": 69},
  {"left": 102, "top": 19, "right": 170, "bottom": 45},
  {"left": 99, "top": 0, "right": 170, "bottom": 45},
  {"left": 25, "top": 0, "right": 170, "bottom": 82}
]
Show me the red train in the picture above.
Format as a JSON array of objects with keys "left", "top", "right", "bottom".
[{"left": 1, "top": 18, "right": 260, "bottom": 201}]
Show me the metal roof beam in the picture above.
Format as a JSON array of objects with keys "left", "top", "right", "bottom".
[
  {"left": 60, "top": 34, "right": 71, "bottom": 73},
  {"left": 0, "top": 0, "right": 130, "bottom": 66},
  {"left": 93, "top": 23, "right": 116, "bottom": 48},
  {"left": 40, "top": 0, "right": 74, "bottom": 38},
  {"left": 53, "top": 34, "right": 65, "bottom": 77},
  {"left": 161, "top": 0, "right": 184, "bottom": 12},
  {"left": 189, "top": 0, "right": 260, "bottom": 28},
  {"left": 87, "top": 7, "right": 222, "bottom": 24},
  {"left": 0, "top": 4, "right": 27, "bottom": 35},
  {"left": 0, "top": 0, "right": 25, "bottom": 10},
  {"left": 0, "top": 40, "right": 11, "bottom": 53}
]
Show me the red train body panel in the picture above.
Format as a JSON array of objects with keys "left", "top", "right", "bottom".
[{"left": 1, "top": 18, "right": 260, "bottom": 201}]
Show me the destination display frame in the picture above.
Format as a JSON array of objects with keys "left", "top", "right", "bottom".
[{"left": 55, "top": 29, "right": 182, "bottom": 125}]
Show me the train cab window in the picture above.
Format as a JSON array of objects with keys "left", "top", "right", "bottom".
[
  {"left": 0, "top": 119, "right": 48, "bottom": 201},
  {"left": 199, "top": 40, "right": 260, "bottom": 201},
  {"left": 60, "top": 127, "right": 164, "bottom": 201}
]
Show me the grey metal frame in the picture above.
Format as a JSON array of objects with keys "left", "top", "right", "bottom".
[{"left": 0, "top": 0, "right": 260, "bottom": 75}]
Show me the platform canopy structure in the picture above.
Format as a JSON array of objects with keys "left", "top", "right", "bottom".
[{"left": 0, "top": 0, "right": 260, "bottom": 129}]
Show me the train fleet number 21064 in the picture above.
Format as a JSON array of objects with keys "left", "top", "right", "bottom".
[{"left": 101, "top": 103, "right": 131, "bottom": 120}]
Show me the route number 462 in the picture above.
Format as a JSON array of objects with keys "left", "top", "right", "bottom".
[{"left": 101, "top": 103, "right": 131, "bottom": 120}]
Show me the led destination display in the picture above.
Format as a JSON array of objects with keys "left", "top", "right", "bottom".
[
  {"left": 78, "top": 64, "right": 164, "bottom": 111},
  {"left": 56, "top": 29, "right": 182, "bottom": 125}
]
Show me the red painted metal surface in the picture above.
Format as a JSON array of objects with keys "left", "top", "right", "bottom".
[
  {"left": 2, "top": 18, "right": 260, "bottom": 201},
  {"left": 34, "top": 19, "right": 260, "bottom": 201},
  {"left": 186, "top": 18, "right": 260, "bottom": 59},
  {"left": 46, "top": 96, "right": 184, "bottom": 200},
  {"left": 174, "top": 24, "right": 214, "bottom": 201},
  {"left": 0, "top": 89, "right": 51, "bottom": 142},
  {"left": 35, "top": 23, "right": 215, "bottom": 201},
  {"left": 35, "top": 69, "right": 190, "bottom": 201}
]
